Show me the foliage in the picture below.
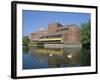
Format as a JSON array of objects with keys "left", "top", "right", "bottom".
[
  {"left": 80, "top": 20, "right": 91, "bottom": 48},
  {"left": 23, "top": 36, "right": 30, "bottom": 47}
]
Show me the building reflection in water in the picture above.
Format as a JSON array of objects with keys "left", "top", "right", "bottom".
[{"left": 28, "top": 47, "right": 84, "bottom": 68}]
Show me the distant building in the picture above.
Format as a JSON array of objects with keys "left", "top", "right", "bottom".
[{"left": 29, "top": 23, "right": 82, "bottom": 48}]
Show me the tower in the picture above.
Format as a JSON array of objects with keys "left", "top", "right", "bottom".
[{"left": 64, "top": 24, "right": 82, "bottom": 48}]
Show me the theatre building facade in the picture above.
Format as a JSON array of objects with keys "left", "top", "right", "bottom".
[{"left": 29, "top": 23, "right": 82, "bottom": 48}]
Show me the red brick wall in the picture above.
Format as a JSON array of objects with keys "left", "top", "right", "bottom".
[
  {"left": 64, "top": 26, "right": 80, "bottom": 43},
  {"left": 48, "top": 23, "right": 63, "bottom": 34},
  {"left": 29, "top": 30, "right": 47, "bottom": 41}
]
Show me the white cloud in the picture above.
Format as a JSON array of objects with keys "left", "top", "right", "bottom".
[{"left": 38, "top": 27, "right": 46, "bottom": 31}]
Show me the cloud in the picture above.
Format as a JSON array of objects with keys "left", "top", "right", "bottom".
[{"left": 38, "top": 27, "right": 46, "bottom": 31}]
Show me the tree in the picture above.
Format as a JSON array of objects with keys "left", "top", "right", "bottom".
[
  {"left": 23, "top": 36, "right": 30, "bottom": 47},
  {"left": 80, "top": 20, "right": 91, "bottom": 48}
]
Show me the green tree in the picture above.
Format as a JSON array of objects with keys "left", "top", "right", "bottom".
[
  {"left": 80, "top": 20, "right": 91, "bottom": 48},
  {"left": 23, "top": 36, "right": 30, "bottom": 47}
]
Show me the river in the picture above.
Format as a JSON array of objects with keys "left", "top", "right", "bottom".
[{"left": 23, "top": 47, "right": 90, "bottom": 69}]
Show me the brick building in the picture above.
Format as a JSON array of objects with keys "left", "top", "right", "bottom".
[{"left": 29, "top": 23, "right": 82, "bottom": 48}]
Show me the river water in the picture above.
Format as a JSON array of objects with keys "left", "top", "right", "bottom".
[{"left": 23, "top": 47, "right": 90, "bottom": 69}]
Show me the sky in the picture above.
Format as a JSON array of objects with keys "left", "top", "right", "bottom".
[{"left": 22, "top": 10, "right": 90, "bottom": 36}]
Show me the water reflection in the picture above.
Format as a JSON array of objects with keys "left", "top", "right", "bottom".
[{"left": 23, "top": 47, "right": 90, "bottom": 69}]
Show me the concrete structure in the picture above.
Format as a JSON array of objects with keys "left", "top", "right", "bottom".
[{"left": 29, "top": 23, "right": 82, "bottom": 48}]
